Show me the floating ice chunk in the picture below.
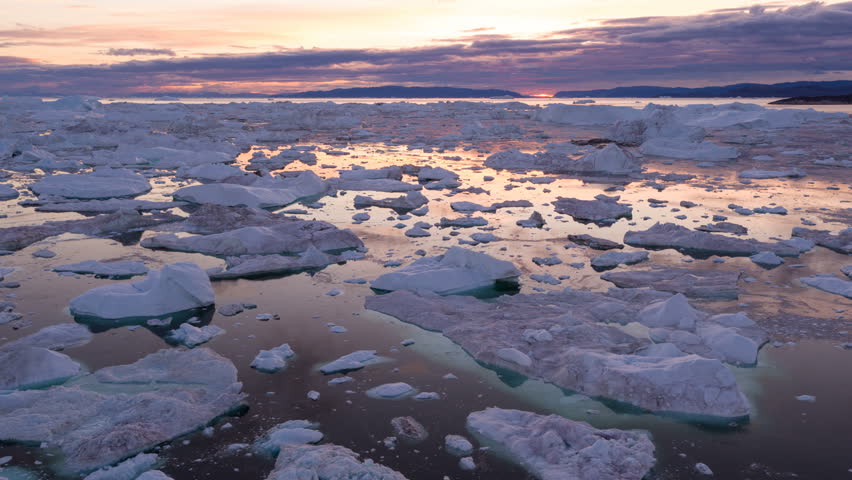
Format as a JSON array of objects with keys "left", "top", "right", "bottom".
[
  {"left": 83, "top": 453, "right": 158, "bottom": 480},
  {"left": 517, "top": 211, "right": 546, "bottom": 228},
  {"left": 137, "top": 471, "right": 173, "bottom": 480},
  {"left": 625, "top": 223, "right": 800, "bottom": 257},
  {"left": 177, "top": 163, "right": 244, "bottom": 182},
  {"left": 0, "top": 311, "right": 22, "bottom": 324},
  {"left": 132, "top": 147, "right": 233, "bottom": 169},
  {"left": 338, "top": 166, "right": 402, "bottom": 181},
  {"left": 439, "top": 217, "right": 488, "bottom": 228},
  {"left": 413, "top": 391, "right": 440, "bottom": 400},
  {"left": 523, "top": 329, "right": 553, "bottom": 343},
  {"left": 0, "top": 345, "right": 82, "bottom": 390},
  {"left": 208, "top": 246, "right": 362, "bottom": 280},
  {"left": 590, "top": 251, "right": 649, "bottom": 270},
  {"left": 330, "top": 178, "right": 422, "bottom": 192},
  {"left": 640, "top": 138, "right": 738, "bottom": 161},
  {"left": 531, "top": 273, "right": 560, "bottom": 285},
  {"left": 2, "top": 323, "right": 92, "bottom": 350},
  {"left": 532, "top": 255, "right": 561, "bottom": 266},
  {"left": 0, "top": 183, "right": 18, "bottom": 200},
  {"left": 609, "top": 104, "right": 705, "bottom": 144},
  {"left": 33, "top": 199, "right": 187, "bottom": 213},
  {"left": 466, "top": 408, "right": 655, "bottom": 480},
  {"left": 328, "top": 376, "right": 353, "bottom": 385},
  {"left": 405, "top": 226, "right": 431, "bottom": 238},
  {"left": 707, "top": 312, "right": 756, "bottom": 328},
  {"left": 391, "top": 416, "right": 428, "bottom": 442},
  {"left": 367, "top": 289, "right": 751, "bottom": 417},
  {"left": 445, "top": 434, "right": 474, "bottom": 456},
  {"left": 69, "top": 262, "right": 214, "bottom": 319},
  {"left": 534, "top": 104, "right": 643, "bottom": 126},
  {"left": 568, "top": 234, "right": 623, "bottom": 250},
  {"left": 173, "top": 171, "right": 328, "bottom": 209},
  {"left": 167, "top": 323, "right": 223, "bottom": 348},
  {"left": 738, "top": 168, "right": 806, "bottom": 179},
  {"left": 750, "top": 251, "right": 784, "bottom": 268},
  {"left": 696, "top": 222, "right": 748, "bottom": 235},
  {"left": 265, "top": 444, "right": 407, "bottom": 480},
  {"left": 792, "top": 227, "right": 852, "bottom": 254},
  {"left": 49, "top": 95, "right": 101, "bottom": 111},
  {"left": 54, "top": 260, "right": 148, "bottom": 278},
  {"left": 571, "top": 144, "right": 642, "bottom": 174},
  {"left": 366, "top": 382, "right": 415, "bottom": 399},
  {"left": 319, "top": 350, "right": 378, "bottom": 374},
  {"left": 142, "top": 221, "right": 363, "bottom": 256},
  {"left": 552, "top": 197, "right": 632, "bottom": 225},
  {"left": 471, "top": 233, "right": 500, "bottom": 243},
  {"left": 697, "top": 325, "right": 760, "bottom": 366},
  {"left": 354, "top": 191, "right": 428, "bottom": 210},
  {"left": 0, "top": 348, "right": 244, "bottom": 473},
  {"left": 255, "top": 420, "right": 323, "bottom": 456},
  {"left": 637, "top": 294, "right": 700, "bottom": 330},
  {"left": 30, "top": 168, "right": 151, "bottom": 200},
  {"left": 459, "top": 457, "right": 476, "bottom": 471},
  {"left": 800, "top": 274, "right": 852, "bottom": 299},
  {"left": 795, "top": 395, "right": 816, "bottom": 402},
  {"left": 496, "top": 347, "right": 532, "bottom": 367},
  {"left": 695, "top": 462, "right": 714, "bottom": 475},
  {"left": 217, "top": 303, "right": 244, "bottom": 316},
  {"left": 754, "top": 205, "right": 787, "bottom": 215},
  {"left": 33, "top": 248, "right": 56, "bottom": 258},
  {"left": 371, "top": 247, "right": 520, "bottom": 295}
]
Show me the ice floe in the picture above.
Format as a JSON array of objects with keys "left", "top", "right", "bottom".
[
  {"left": 70, "top": 262, "right": 214, "bottom": 319},
  {"left": 466, "top": 407, "right": 655, "bottom": 480},
  {"left": 367, "top": 288, "right": 758, "bottom": 417},
  {"left": 371, "top": 247, "right": 520, "bottom": 295},
  {"left": 30, "top": 168, "right": 151, "bottom": 200},
  {"left": 0, "top": 348, "right": 244, "bottom": 473}
]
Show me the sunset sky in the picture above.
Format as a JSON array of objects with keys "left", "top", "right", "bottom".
[{"left": 1, "top": 0, "right": 851, "bottom": 95}]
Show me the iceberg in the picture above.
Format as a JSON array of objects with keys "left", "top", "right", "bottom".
[
  {"left": 70, "top": 262, "right": 214, "bottom": 319},
  {"left": 371, "top": 247, "right": 520, "bottom": 295},
  {"left": 467, "top": 408, "right": 655, "bottom": 480},
  {"left": 30, "top": 168, "right": 151, "bottom": 199}
]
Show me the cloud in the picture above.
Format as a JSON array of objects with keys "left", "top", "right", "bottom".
[
  {"left": 101, "top": 48, "right": 176, "bottom": 56},
  {"left": 2, "top": 1, "right": 852, "bottom": 94},
  {"left": 0, "top": 56, "right": 38, "bottom": 65}
]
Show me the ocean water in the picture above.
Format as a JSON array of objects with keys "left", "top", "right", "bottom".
[{"left": 1, "top": 102, "right": 851, "bottom": 479}]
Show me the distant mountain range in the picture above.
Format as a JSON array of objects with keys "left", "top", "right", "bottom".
[
  {"left": 554, "top": 81, "right": 852, "bottom": 98},
  {"left": 274, "top": 85, "right": 523, "bottom": 98},
  {"left": 47, "top": 80, "right": 851, "bottom": 100}
]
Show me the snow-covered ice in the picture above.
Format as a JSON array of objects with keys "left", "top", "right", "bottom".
[
  {"left": 69, "top": 262, "right": 214, "bottom": 319},
  {"left": 371, "top": 247, "right": 520, "bottom": 295}
]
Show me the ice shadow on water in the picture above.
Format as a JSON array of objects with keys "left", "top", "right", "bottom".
[
  {"left": 370, "top": 281, "right": 520, "bottom": 300},
  {"left": 72, "top": 305, "right": 216, "bottom": 336}
]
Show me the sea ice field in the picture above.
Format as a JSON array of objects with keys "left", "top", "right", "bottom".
[{"left": 0, "top": 96, "right": 850, "bottom": 480}]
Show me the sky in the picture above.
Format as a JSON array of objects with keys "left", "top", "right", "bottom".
[{"left": 1, "top": 0, "right": 851, "bottom": 95}]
